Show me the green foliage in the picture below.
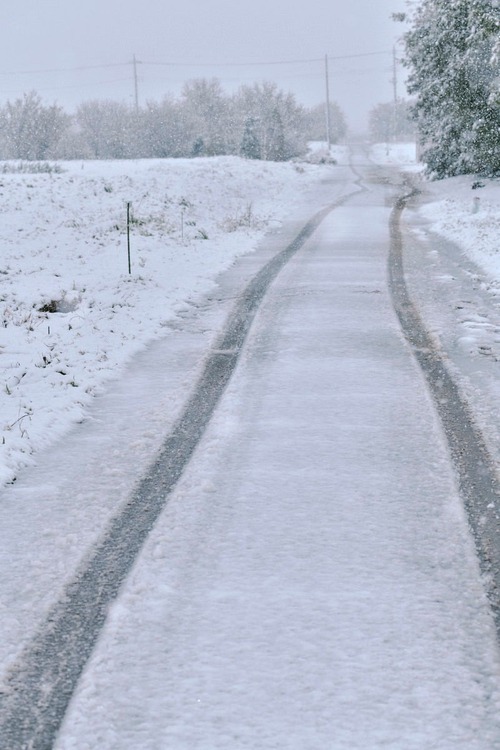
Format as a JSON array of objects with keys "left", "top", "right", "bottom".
[
  {"left": 403, "top": 0, "right": 500, "bottom": 177},
  {"left": 240, "top": 117, "right": 262, "bottom": 159}
]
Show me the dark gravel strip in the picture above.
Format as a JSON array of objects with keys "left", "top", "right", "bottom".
[
  {"left": 0, "top": 194, "right": 351, "bottom": 750},
  {"left": 389, "top": 193, "right": 500, "bottom": 634}
]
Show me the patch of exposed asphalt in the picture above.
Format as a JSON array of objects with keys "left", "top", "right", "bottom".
[
  {"left": 0, "top": 188, "right": 359, "bottom": 750},
  {"left": 389, "top": 191, "right": 500, "bottom": 636}
]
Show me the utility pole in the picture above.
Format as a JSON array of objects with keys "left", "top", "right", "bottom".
[
  {"left": 132, "top": 54, "right": 139, "bottom": 112},
  {"left": 325, "top": 54, "right": 331, "bottom": 152},
  {"left": 391, "top": 46, "right": 398, "bottom": 142},
  {"left": 392, "top": 46, "right": 398, "bottom": 104}
]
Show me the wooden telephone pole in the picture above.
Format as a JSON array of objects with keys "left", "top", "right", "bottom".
[
  {"left": 132, "top": 54, "right": 140, "bottom": 112},
  {"left": 325, "top": 54, "right": 331, "bottom": 151}
]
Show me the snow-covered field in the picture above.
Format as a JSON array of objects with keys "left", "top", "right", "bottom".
[
  {"left": 4, "top": 138, "right": 499, "bottom": 476},
  {"left": 0, "top": 153, "right": 342, "bottom": 486},
  {"left": 5, "top": 140, "right": 500, "bottom": 488}
]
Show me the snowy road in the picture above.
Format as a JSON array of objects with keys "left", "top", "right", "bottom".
[
  {"left": 391, "top": 193, "right": 500, "bottom": 627},
  {"left": 2, "top": 157, "right": 500, "bottom": 747}
]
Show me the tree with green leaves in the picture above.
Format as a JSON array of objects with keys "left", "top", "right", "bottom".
[{"left": 403, "top": 0, "right": 500, "bottom": 177}]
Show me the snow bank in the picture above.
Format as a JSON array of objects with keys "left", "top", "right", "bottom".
[
  {"left": 415, "top": 176, "right": 500, "bottom": 280},
  {"left": 371, "top": 142, "right": 500, "bottom": 281},
  {"left": 306, "top": 142, "right": 350, "bottom": 165},
  {"left": 0, "top": 156, "right": 331, "bottom": 486}
]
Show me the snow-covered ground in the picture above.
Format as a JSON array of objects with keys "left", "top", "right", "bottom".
[
  {"left": 4, "top": 143, "right": 500, "bottom": 748},
  {"left": 8, "top": 139, "right": 500, "bottom": 492},
  {"left": 416, "top": 173, "right": 500, "bottom": 279},
  {"left": 0, "top": 152, "right": 345, "bottom": 486}
]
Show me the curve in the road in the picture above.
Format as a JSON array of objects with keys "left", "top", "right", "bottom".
[
  {"left": 389, "top": 193, "right": 500, "bottom": 636},
  {"left": 0, "top": 187, "right": 360, "bottom": 750}
]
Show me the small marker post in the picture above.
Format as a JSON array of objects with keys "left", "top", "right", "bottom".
[{"left": 126, "top": 201, "right": 132, "bottom": 274}]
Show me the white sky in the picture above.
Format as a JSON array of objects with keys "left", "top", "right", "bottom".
[{"left": 0, "top": 0, "right": 408, "bottom": 130}]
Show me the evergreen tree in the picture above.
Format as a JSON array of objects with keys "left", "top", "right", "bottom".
[
  {"left": 240, "top": 117, "right": 261, "bottom": 159},
  {"left": 191, "top": 137, "right": 205, "bottom": 157},
  {"left": 265, "top": 107, "right": 287, "bottom": 161},
  {"left": 403, "top": 0, "right": 500, "bottom": 177}
]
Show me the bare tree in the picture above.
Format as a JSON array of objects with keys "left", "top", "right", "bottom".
[
  {"left": 76, "top": 100, "right": 133, "bottom": 159},
  {"left": 303, "top": 102, "right": 347, "bottom": 144},
  {"left": 0, "top": 91, "right": 70, "bottom": 160},
  {"left": 234, "top": 82, "right": 307, "bottom": 161},
  {"left": 131, "top": 97, "right": 186, "bottom": 158},
  {"left": 369, "top": 100, "right": 416, "bottom": 142},
  {"left": 179, "top": 79, "right": 230, "bottom": 156}
]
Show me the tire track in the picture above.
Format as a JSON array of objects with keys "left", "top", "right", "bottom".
[
  {"left": 0, "top": 189, "right": 357, "bottom": 750},
  {"left": 389, "top": 192, "right": 500, "bottom": 635}
]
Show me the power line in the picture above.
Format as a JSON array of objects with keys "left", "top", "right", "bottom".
[
  {"left": 0, "top": 77, "right": 134, "bottom": 96},
  {"left": 0, "top": 49, "right": 402, "bottom": 117},
  {"left": 141, "top": 50, "right": 392, "bottom": 67},
  {"left": 0, "top": 50, "right": 392, "bottom": 77},
  {"left": 0, "top": 62, "right": 128, "bottom": 76}
]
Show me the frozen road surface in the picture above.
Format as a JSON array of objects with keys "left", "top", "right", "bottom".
[{"left": 2, "top": 157, "right": 500, "bottom": 748}]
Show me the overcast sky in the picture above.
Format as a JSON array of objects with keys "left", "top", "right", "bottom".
[{"left": 0, "top": 0, "right": 408, "bottom": 130}]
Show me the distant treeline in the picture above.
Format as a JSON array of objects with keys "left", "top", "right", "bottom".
[
  {"left": 0, "top": 80, "right": 347, "bottom": 162},
  {"left": 368, "top": 100, "right": 416, "bottom": 143}
]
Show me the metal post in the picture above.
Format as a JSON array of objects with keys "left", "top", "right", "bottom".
[{"left": 126, "top": 202, "right": 132, "bottom": 274}]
